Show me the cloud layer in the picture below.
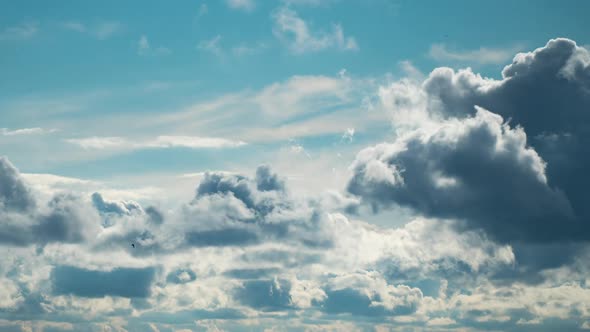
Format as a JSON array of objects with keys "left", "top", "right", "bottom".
[{"left": 2, "top": 38, "right": 590, "bottom": 331}]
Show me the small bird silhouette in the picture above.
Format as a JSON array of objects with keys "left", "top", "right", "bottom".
[{"left": 131, "top": 243, "right": 135, "bottom": 248}]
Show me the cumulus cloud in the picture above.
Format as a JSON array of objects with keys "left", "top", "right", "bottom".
[
  {"left": 0, "top": 157, "right": 102, "bottom": 246},
  {"left": 323, "top": 271, "right": 422, "bottom": 316},
  {"left": 180, "top": 165, "right": 333, "bottom": 249},
  {"left": 351, "top": 38, "right": 590, "bottom": 245},
  {"left": 234, "top": 278, "right": 294, "bottom": 311},
  {"left": 349, "top": 108, "right": 576, "bottom": 243},
  {"left": 0, "top": 157, "right": 36, "bottom": 212},
  {"left": 92, "top": 192, "right": 142, "bottom": 216},
  {"left": 272, "top": 7, "right": 358, "bottom": 54}
]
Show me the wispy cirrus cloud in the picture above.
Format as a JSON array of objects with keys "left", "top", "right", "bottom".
[
  {"left": 0, "top": 21, "right": 38, "bottom": 41},
  {"left": 137, "top": 35, "right": 171, "bottom": 56},
  {"left": 232, "top": 41, "right": 268, "bottom": 56},
  {"left": 281, "top": 0, "right": 339, "bottom": 6},
  {"left": 1, "top": 127, "right": 57, "bottom": 136},
  {"left": 198, "top": 35, "right": 267, "bottom": 57},
  {"left": 197, "top": 35, "right": 224, "bottom": 56},
  {"left": 429, "top": 43, "right": 524, "bottom": 65},
  {"left": 272, "top": 7, "right": 358, "bottom": 54},
  {"left": 65, "top": 135, "right": 246, "bottom": 150},
  {"left": 61, "top": 20, "right": 122, "bottom": 40},
  {"left": 198, "top": 3, "right": 209, "bottom": 16},
  {"left": 226, "top": 0, "right": 256, "bottom": 11}
]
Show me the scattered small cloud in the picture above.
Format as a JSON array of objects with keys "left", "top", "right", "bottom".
[
  {"left": 232, "top": 41, "right": 268, "bottom": 56},
  {"left": 226, "top": 0, "right": 256, "bottom": 11},
  {"left": 0, "top": 21, "right": 38, "bottom": 41},
  {"left": 198, "top": 35, "right": 266, "bottom": 57},
  {"left": 198, "top": 3, "right": 209, "bottom": 17},
  {"left": 341, "top": 128, "right": 355, "bottom": 143},
  {"left": 61, "top": 21, "right": 86, "bottom": 33},
  {"left": 197, "top": 35, "right": 224, "bottom": 56},
  {"left": 94, "top": 21, "right": 122, "bottom": 40},
  {"left": 62, "top": 20, "right": 122, "bottom": 40},
  {"left": 288, "top": 138, "right": 312, "bottom": 159},
  {"left": 272, "top": 7, "right": 358, "bottom": 54},
  {"left": 137, "top": 34, "right": 171, "bottom": 56}
]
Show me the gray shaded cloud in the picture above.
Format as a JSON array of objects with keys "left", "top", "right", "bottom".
[
  {"left": 0, "top": 157, "right": 101, "bottom": 247},
  {"left": 91, "top": 192, "right": 142, "bottom": 216},
  {"left": 185, "top": 228, "right": 259, "bottom": 247},
  {"left": 321, "top": 272, "right": 423, "bottom": 317},
  {"left": 350, "top": 38, "right": 590, "bottom": 244},
  {"left": 182, "top": 165, "right": 333, "bottom": 248},
  {"left": 223, "top": 268, "right": 281, "bottom": 280},
  {"left": 235, "top": 279, "right": 293, "bottom": 311},
  {"left": 145, "top": 206, "right": 164, "bottom": 225},
  {"left": 51, "top": 265, "right": 156, "bottom": 298},
  {"left": 423, "top": 39, "right": 590, "bottom": 225},
  {"left": 255, "top": 165, "right": 285, "bottom": 192},
  {"left": 0, "top": 157, "right": 35, "bottom": 212},
  {"left": 323, "top": 288, "right": 395, "bottom": 316},
  {"left": 349, "top": 108, "right": 576, "bottom": 243},
  {"left": 34, "top": 194, "right": 101, "bottom": 244},
  {"left": 92, "top": 192, "right": 145, "bottom": 228}
]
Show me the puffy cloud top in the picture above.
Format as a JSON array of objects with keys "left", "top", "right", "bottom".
[
  {"left": 0, "top": 156, "right": 35, "bottom": 212},
  {"left": 351, "top": 38, "right": 590, "bottom": 245}
]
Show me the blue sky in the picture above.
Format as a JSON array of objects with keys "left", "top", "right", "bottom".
[
  {"left": 3, "top": 1, "right": 589, "bottom": 96},
  {"left": 1, "top": 1, "right": 590, "bottom": 331},
  {"left": 2, "top": 0, "right": 589, "bottom": 180}
]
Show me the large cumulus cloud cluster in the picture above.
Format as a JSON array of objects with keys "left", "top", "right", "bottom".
[
  {"left": 181, "top": 164, "right": 333, "bottom": 249},
  {"left": 350, "top": 38, "right": 590, "bottom": 245},
  {"left": 0, "top": 153, "right": 521, "bottom": 330}
]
